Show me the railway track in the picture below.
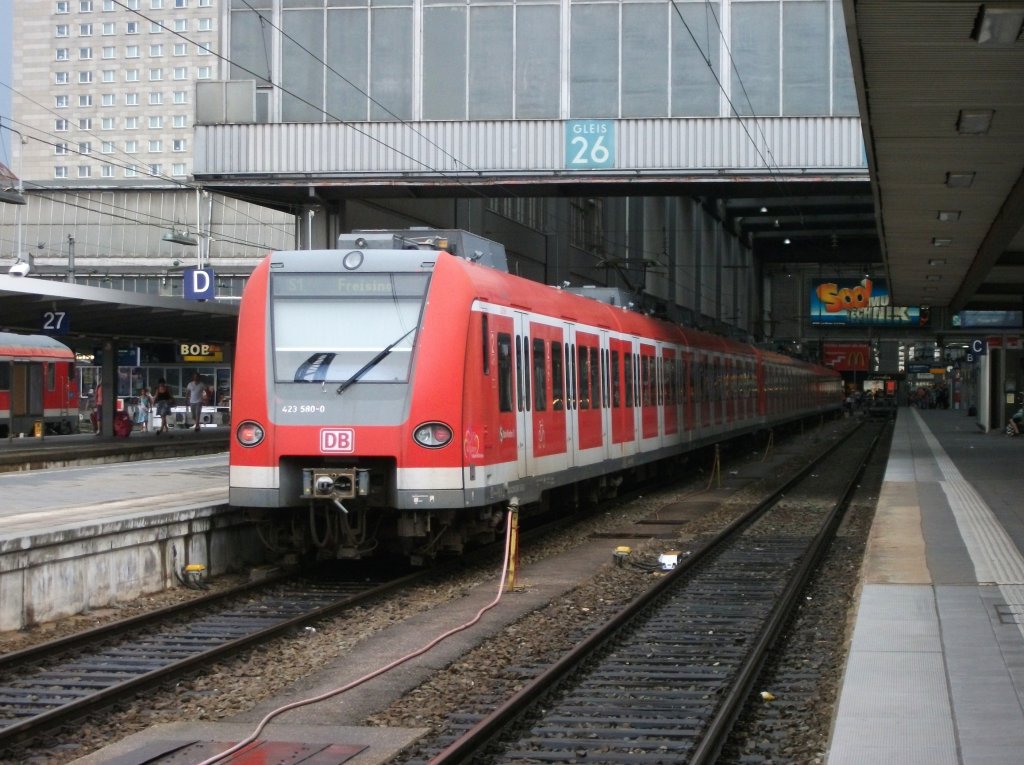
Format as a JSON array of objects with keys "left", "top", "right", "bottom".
[
  {"left": 416, "top": 420, "right": 886, "bottom": 765},
  {"left": 0, "top": 567, "right": 425, "bottom": 748}
]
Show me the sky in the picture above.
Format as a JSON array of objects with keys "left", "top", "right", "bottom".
[{"left": 0, "top": 0, "right": 11, "bottom": 162}]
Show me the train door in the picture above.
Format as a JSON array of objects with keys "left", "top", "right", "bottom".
[
  {"left": 529, "top": 322, "right": 568, "bottom": 465},
  {"left": 573, "top": 328, "right": 603, "bottom": 455},
  {"left": 11, "top": 363, "right": 44, "bottom": 417},
  {"left": 514, "top": 313, "right": 533, "bottom": 477},
  {"left": 608, "top": 336, "right": 633, "bottom": 450},
  {"left": 639, "top": 343, "right": 658, "bottom": 440},
  {"left": 663, "top": 347, "right": 679, "bottom": 437}
]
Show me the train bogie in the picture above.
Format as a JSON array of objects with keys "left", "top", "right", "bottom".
[{"left": 229, "top": 230, "right": 842, "bottom": 562}]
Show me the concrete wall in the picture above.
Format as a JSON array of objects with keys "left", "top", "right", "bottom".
[{"left": 0, "top": 505, "right": 267, "bottom": 631}]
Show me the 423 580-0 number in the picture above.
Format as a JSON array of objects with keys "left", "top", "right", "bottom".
[{"left": 281, "top": 404, "right": 327, "bottom": 414}]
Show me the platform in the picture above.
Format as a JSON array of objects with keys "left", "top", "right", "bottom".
[
  {"left": 0, "top": 435, "right": 268, "bottom": 631},
  {"left": 829, "top": 407, "right": 1024, "bottom": 765}
]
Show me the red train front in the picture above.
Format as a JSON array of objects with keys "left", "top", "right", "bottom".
[
  {"left": 0, "top": 332, "right": 79, "bottom": 438},
  {"left": 229, "top": 229, "right": 842, "bottom": 560}
]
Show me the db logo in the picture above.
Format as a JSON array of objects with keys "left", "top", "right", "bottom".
[{"left": 320, "top": 428, "right": 354, "bottom": 453}]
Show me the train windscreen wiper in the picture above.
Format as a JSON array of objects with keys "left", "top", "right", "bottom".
[{"left": 336, "top": 325, "right": 418, "bottom": 395}]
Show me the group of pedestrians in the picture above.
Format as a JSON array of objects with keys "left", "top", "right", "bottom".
[{"left": 111, "top": 373, "right": 211, "bottom": 435}]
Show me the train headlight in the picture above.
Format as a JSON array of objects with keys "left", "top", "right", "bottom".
[
  {"left": 236, "top": 420, "right": 265, "bottom": 447},
  {"left": 413, "top": 421, "right": 452, "bottom": 448}
]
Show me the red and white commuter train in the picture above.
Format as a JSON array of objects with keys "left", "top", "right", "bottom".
[
  {"left": 229, "top": 230, "right": 842, "bottom": 559},
  {"left": 0, "top": 332, "right": 78, "bottom": 437}
]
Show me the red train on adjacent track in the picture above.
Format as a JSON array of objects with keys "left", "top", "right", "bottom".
[
  {"left": 229, "top": 230, "right": 842, "bottom": 560},
  {"left": 0, "top": 332, "right": 78, "bottom": 437}
]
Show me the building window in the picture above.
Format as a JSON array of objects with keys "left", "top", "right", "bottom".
[
  {"left": 79, "top": 142, "right": 92, "bottom": 155},
  {"left": 101, "top": 46, "right": 115, "bottom": 58},
  {"left": 126, "top": 21, "right": 139, "bottom": 34},
  {"left": 198, "top": 18, "right": 212, "bottom": 32},
  {"left": 198, "top": 0, "right": 209, "bottom": 6},
  {"left": 125, "top": 140, "right": 138, "bottom": 152},
  {"left": 172, "top": 138, "right": 187, "bottom": 151},
  {"left": 150, "top": 44, "right": 163, "bottom": 57},
  {"left": 197, "top": 42, "right": 211, "bottom": 56},
  {"left": 55, "top": 143, "right": 69, "bottom": 155},
  {"left": 172, "top": 162, "right": 187, "bottom": 176},
  {"left": 102, "top": 0, "right": 114, "bottom": 9},
  {"left": 126, "top": 45, "right": 140, "bottom": 58},
  {"left": 55, "top": 71, "right": 70, "bottom": 84},
  {"left": 173, "top": 43, "right": 187, "bottom": 56},
  {"left": 79, "top": 47, "right": 92, "bottom": 59},
  {"left": 148, "top": 164, "right": 162, "bottom": 176},
  {"left": 172, "top": 114, "right": 187, "bottom": 128},
  {"left": 78, "top": 166, "right": 91, "bottom": 178},
  {"left": 102, "top": 22, "right": 115, "bottom": 35},
  {"left": 125, "top": 69, "right": 139, "bottom": 81},
  {"left": 79, "top": 94, "right": 93, "bottom": 106},
  {"left": 80, "top": 0, "right": 93, "bottom": 10},
  {"left": 197, "top": 66, "right": 211, "bottom": 79},
  {"left": 150, "top": 22, "right": 163, "bottom": 34},
  {"left": 101, "top": 93, "right": 115, "bottom": 106},
  {"left": 150, "top": 92, "right": 163, "bottom": 105},
  {"left": 79, "top": 71, "right": 93, "bottom": 83},
  {"left": 79, "top": 23, "right": 93, "bottom": 36},
  {"left": 55, "top": 166, "right": 69, "bottom": 178},
  {"left": 56, "top": 48, "right": 70, "bottom": 61},
  {"left": 125, "top": 92, "right": 139, "bottom": 105},
  {"left": 149, "top": 68, "right": 163, "bottom": 81},
  {"left": 56, "top": 24, "right": 70, "bottom": 37},
  {"left": 174, "top": 19, "right": 187, "bottom": 32},
  {"left": 102, "top": 69, "right": 115, "bottom": 82},
  {"left": 172, "top": 90, "right": 187, "bottom": 104},
  {"left": 55, "top": 95, "right": 69, "bottom": 108},
  {"left": 124, "top": 165, "right": 138, "bottom": 177},
  {"left": 175, "top": 0, "right": 187, "bottom": 7},
  {"left": 125, "top": 116, "right": 139, "bottom": 129},
  {"left": 171, "top": 66, "right": 186, "bottom": 80},
  {"left": 149, "top": 115, "right": 163, "bottom": 128},
  {"left": 101, "top": 141, "right": 114, "bottom": 153},
  {"left": 55, "top": 119, "right": 69, "bottom": 131},
  {"left": 151, "top": 0, "right": 163, "bottom": 8},
  {"left": 57, "top": 1, "right": 70, "bottom": 13},
  {"left": 101, "top": 117, "right": 115, "bottom": 129},
  {"left": 149, "top": 139, "right": 163, "bottom": 152},
  {"left": 101, "top": 164, "right": 115, "bottom": 177},
  {"left": 78, "top": 118, "right": 92, "bottom": 129}
]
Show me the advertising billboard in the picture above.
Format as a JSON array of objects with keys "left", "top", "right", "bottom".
[
  {"left": 822, "top": 342, "right": 870, "bottom": 371},
  {"left": 810, "top": 278, "right": 925, "bottom": 326}
]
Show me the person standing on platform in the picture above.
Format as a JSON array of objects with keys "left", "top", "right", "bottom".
[
  {"left": 92, "top": 382, "right": 103, "bottom": 436},
  {"left": 135, "top": 387, "right": 152, "bottom": 432},
  {"left": 185, "top": 372, "right": 208, "bottom": 432},
  {"left": 153, "top": 378, "right": 174, "bottom": 434}
]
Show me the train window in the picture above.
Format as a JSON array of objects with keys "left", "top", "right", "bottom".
[
  {"left": 533, "top": 338, "right": 546, "bottom": 412},
  {"left": 515, "top": 335, "right": 524, "bottom": 413},
  {"left": 640, "top": 356, "right": 650, "bottom": 407},
  {"left": 481, "top": 313, "right": 489, "bottom": 375},
  {"left": 552, "top": 341, "right": 564, "bottom": 410},
  {"left": 47, "top": 363, "right": 56, "bottom": 392},
  {"left": 602, "top": 348, "right": 610, "bottom": 408},
  {"left": 570, "top": 344, "right": 577, "bottom": 409},
  {"left": 0, "top": 364, "right": 8, "bottom": 390},
  {"left": 577, "top": 345, "right": 589, "bottom": 409},
  {"left": 624, "top": 352, "right": 633, "bottom": 408},
  {"left": 589, "top": 347, "right": 600, "bottom": 410},
  {"left": 270, "top": 271, "right": 429, "bottom": 384},
  {"left": 611, "top": 350, "right": 620, "bottom": 407},
  {"left": 497, "top": 332, "right": 512, "bottom": 412}
]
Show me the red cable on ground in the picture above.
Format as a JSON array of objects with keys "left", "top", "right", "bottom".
[{"left": 195, "top": 510, "right": 516, "bottom": 765}]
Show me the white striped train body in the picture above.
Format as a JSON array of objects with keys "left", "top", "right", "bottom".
[
  {"left": 0, "top": 332, "right": 79, "bottom": 437},
  {"left": 229, "top": 230, "right": 843, "bottom": 561}
]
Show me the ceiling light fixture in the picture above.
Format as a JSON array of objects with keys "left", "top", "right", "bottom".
[
  {"left": 972, "top": 4, "right": 1024, "bottom": 44},
  {"left": 924, "top": 286, "right": 938, "bottom": 293},
  {"left": 937, "top": 210, "right": 961, "bottom": 222},
  {"left": 783, "top": 238, "right": 791, "bottom": 245},
  {"left": 957, "top": 109, "right": 995, "bottom": 134},
  {"left": 926, "top": 274, "right": 942, "bottom": 281},
  {"left": 162, "top": 228, "right": 198, "bottom": 246},
  {"left": 946, "top": 171, "right": 976, "bottom": 188},
  {"left": 932, "top": 238, "right": 953, "bottom": 246},
  {"left": 928, "top": 258, "right": 946, "bottom": 266}
]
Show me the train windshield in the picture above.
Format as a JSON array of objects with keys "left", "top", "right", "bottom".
[{"left": 271, "top": 272, "right": 430, "bottom": 384}]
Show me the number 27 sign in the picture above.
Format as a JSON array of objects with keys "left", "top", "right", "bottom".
[
  {"left": 42, "top": 310, "right": 70, "bottom": 335},
  {"left": 565, "top": 120, "right": 616, "bottom": 170}
]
